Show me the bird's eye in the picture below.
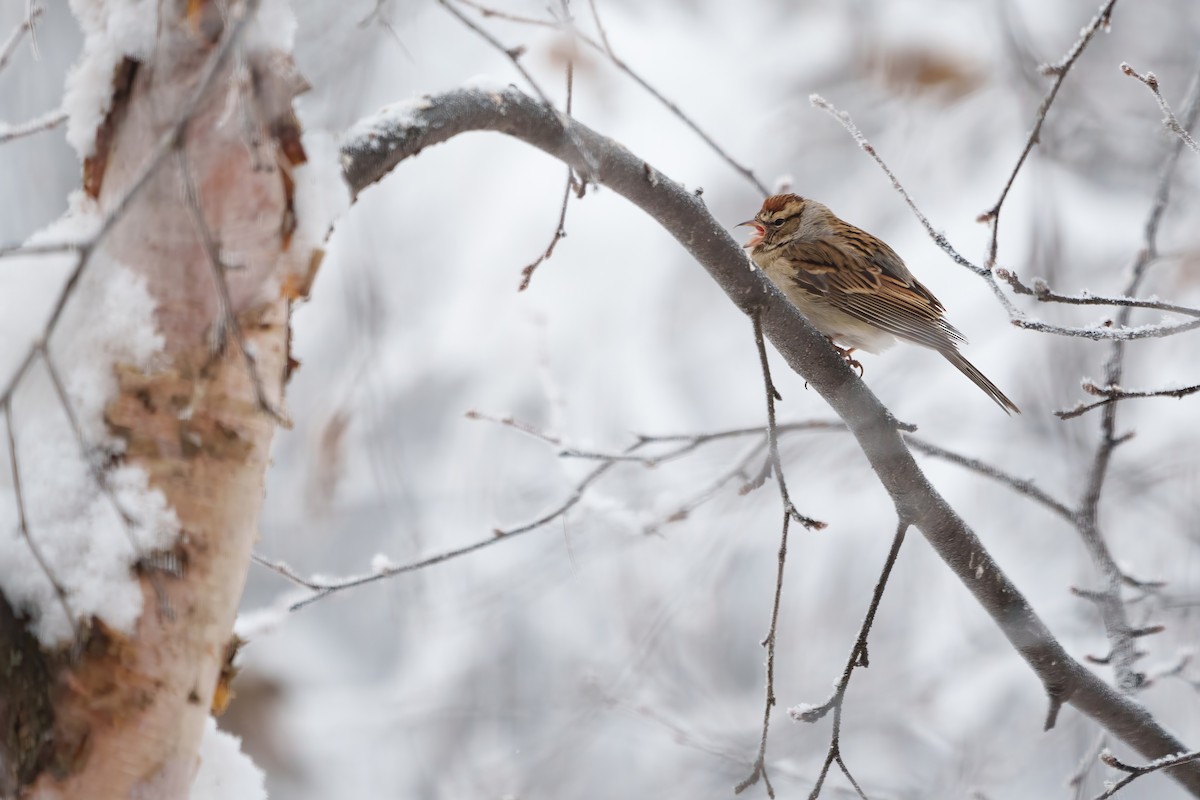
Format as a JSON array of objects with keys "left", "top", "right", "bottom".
[{"left": 773, "top": 219, "right": 785, "bottom": 227}]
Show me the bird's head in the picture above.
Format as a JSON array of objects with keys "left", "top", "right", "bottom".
[{"left": 738, "top": 193, "right": 815, "bottom": 250}]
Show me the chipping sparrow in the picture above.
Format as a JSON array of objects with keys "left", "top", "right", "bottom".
[{"left": 740, "top": 194, "right": 1019, "bottom": 414}]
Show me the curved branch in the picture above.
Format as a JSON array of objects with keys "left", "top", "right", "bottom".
[{"left": 339, "top": 86, "right": 1200, "bottom": 795}]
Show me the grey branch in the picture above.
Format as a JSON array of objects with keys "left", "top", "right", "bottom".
[{"left": 337, "top": 84, "right": 1200, "bottom": 795}]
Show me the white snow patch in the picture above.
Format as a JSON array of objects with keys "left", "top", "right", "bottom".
[
  {"left": 370, "top": 552, "right": 399, "bottom": 573},
  {"left": 788, "top": 702, "right": 817, "bottom": 719},
  {"left": 0, "top": 196, "right": 178, "bottom": 646},
  {"left": 64, "top": 0, "right": 159, "bottom": 158},
  {"left": 190, "top": 717, "right": 267, "bottom": 800},
  {"left": 235, "top": 604, "right": 289, "bottom": 641},
  {"left": 291, "top": 130, "right": 351, "bottom": 257},
  {"left": 343, "top": 97, "right": 433, "bottom": 149}
]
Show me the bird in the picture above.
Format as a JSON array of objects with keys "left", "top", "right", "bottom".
[{"left": 739, "top": 193, "right": 1019, "bottom": 414}]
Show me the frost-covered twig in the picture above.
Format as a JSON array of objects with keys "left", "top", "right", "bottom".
[
  {"left": 1069, "top": 732, "right": 1109, "bottom": 800},
  {"left": 1012, "top": 316, "right": 1200, "bottom": 341},
  {"left": 747, "top": 313, "right": 824, "bottom": 530},
  {"left": 905, "top": 435, "right": 1074, "bottom": 522},
  {"left": 980, "top": 0, "right": 1119, "bottom": 269},
  {"left": 0, "top": 108, "right": 67, "bottom": 144},
  {"left": 451, "top": 0, "right": 770, "bottom": 194},
  {"left": 809, "top": 95, "right": 987, "bottom": 278},
  {"left": 1057, "top": 380, "right": 1200, "bottom": 420},
  {"left": 0, "top": 4, "right": 40, "bottom": 75},
  {"left": 1074, "top": 57, "right": 1200, "bottom": 694},
  {"left": 265, "top": 457, "right": 620, "bottom": 611},
  {"left": 1122, "top": 63, "right": 1200, "bottom": 156},
  {"left": 808, "top": 91, "right": 1200, "bottom": 344},
  {"left": 583, "top": 0, "right": 769, "bottom": 195},
  {"left": 271, "top": 411, "right": 836, "bottom": 613},
  {"left": 789, "top": 522, "right": 907, "bottom": 800},
  {"left": 998, "top": 269, "right": 1200, "bottom": 318},
  {"left": 474, "top": 410, "right": 844, "bottom": 467},
  {"left": 175, "top": 146, "right": 287, "bottom": 424},
  {"left": 454, "top": 0, "right": 552, "bottom": 28},
  {"left": 438, "top": 0, "right": 552, "bottom": 105},
  {"left": 736, "top": 313, "right": 825, "bottom": 799},
  {"left": 1094, "top": 749, "right": 1200, "bottom": 799},
  {"left": 645, "top": 438, "right": 768, "bottom": 533},
  {"left": 805, "top": 94, "right": 1034, "bottom": 334}
]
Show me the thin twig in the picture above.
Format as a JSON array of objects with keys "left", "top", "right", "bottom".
[
  {"left": 736, "top": 312, "right": 825, "bottom": 799},
  {"left": 1069, "top": 732, "right": 1108, "bottom": 800},
  {"left": 4, "top": 398, "right": 75, "bottom": 629},
  {"left": 0, "top": 3, "right": 40, "bottom": 75},
  {"left": 0, "top": 108, "right": 67, "bottom": 144},
  {"left": 518, "top": 171, "right": 575, "bottom": 291},
  {"left": 175, "top": 146, "right": 287, "bottom": 423},
  {"left": 904, "top": 435, "right": 1074, "bottom": 522},
  {"left": 454, "top": 0, "right": 552, "bottom": 27},
  {"left": 809, "top": 87, "right": 1200, "bottom": 346},
  {"left": 794, "top": 522, "right": 908, "bottom": 800},
  {"left": 646, "top": 437, "right": 769, "bottom": 533},
  {"left": 0, "top": 239, "right": 85, "bottom": 259},
  {"left": 451, "top": 0, "right": 771, "bottom": 194},
  {"left": 270, "top": 411, "right": 843, "bottom": 613},
  {"left": 750, "top": 311, "right": 825, "bottom": 532},
  {"left": 23, "top": 0, "right": 39, "bottom": 60},
  {"left": 469, "top": 408, "right": 844, "bottom": 467},
  {"left": 438, "top": 0, "right": 551, "bottom": 104},
  {"left": 1012, "top": 316, "right": 1200, "bottom": 341},
  {"left": 584, "top": 0, "right": 768, "bottom": 195},
  {"left": 1074, "top": 58, "right": 1200, "bottom": 694},
  {"left": 806, "top": 94, "right": 1026, "bottom": 327},
  {"left": 518, "top": 42, "right": 578, "bottom": 292},
  {"left": 442, "top": 0, "right": 598, "bottom": 179},
  {"left": 1094, "top": 749, "right": 1200, "bottom": 799},
  {"left": 809, "top": 95, "right": 985, "bottom": 277},
  {"left": 997, "top": 269, "right": 1200, "bottom": 318},
  {"left": 268, "top": 458, "right": 620, "bottom": 611},
  {"left": 1056, "top": 381, "right": 1200, "bottom": 420},
  {"left": 1122, "top": 63, "right": 1200, "bottom": 156},
  {"left": 980, "top": 0, "right": 1119, "bottom": 269}
]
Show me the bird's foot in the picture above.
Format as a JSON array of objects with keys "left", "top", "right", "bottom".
[{"left": 826, "top": 338, "right": 864, "bottom": 377}]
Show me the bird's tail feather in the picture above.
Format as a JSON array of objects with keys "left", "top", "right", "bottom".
[{"left": 939, "top": 349, "right": 1020, "bottom": 414}]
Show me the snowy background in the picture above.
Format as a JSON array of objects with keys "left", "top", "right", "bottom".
[{"left": 4, "top": 0, "right": 1200, "bottom": 798}]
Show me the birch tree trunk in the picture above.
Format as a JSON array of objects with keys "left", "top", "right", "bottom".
[{"left": 1, "top": 2, "right": 312, "bottom": 796}]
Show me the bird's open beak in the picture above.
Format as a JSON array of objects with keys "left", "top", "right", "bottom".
[{"left": 737, "top": 220, "right": 765, "bottom": 249}]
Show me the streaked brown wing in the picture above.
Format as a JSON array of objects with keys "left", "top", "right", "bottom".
[{"left": 782, "top": 234, "right": 966, "bottom": 350}]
